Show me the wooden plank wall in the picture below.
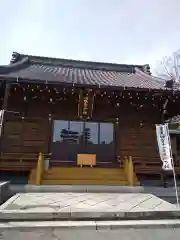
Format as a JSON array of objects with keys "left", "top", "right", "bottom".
[
  {"left": 93, "top": 98, "right": 162, "bottom": 167},
  {"left": 1, "top": 119, "right": 49, "bottom": 154},
  {"left": 119, "top": 124, "right": 159, "bottom": 158},
  {"left": 1, "top": 92, "right": 78, "bottom": 156},
  {"left": 0, "top": 89, "right": 162, "bottom": 172},
  {"left": 118, "top": 107, "right": 161, "bottom": 170}
]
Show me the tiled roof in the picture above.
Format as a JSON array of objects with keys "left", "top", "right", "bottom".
[{"left": 0, "top": 52, "right": 167, "bottom": 90}]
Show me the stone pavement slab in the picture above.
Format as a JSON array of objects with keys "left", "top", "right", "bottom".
[
  {"left": 1, "top": 219, "right": 180, "bottom": 229},
  {"left": 0, "top": 192, "right": 179, "bottom": 221},
  {"left": 1, "top": 220, "right": 180, "bottom": 240},
  {"left": 9, "top": 184, "right": 180, "bottom": 197}
]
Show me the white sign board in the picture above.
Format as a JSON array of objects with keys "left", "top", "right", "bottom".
[{"left": 156, "top": 124, "right": 173, "bottom": 170}]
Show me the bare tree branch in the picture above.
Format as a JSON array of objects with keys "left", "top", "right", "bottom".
[{"left": 156, "top": 49, "right": 180, "bottom": 83}]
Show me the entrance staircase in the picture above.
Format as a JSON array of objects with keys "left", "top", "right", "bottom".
[{"left": 29, "top": 167, "right": 139, "bottom": 185}]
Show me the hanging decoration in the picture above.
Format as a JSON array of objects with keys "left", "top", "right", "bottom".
[
  {"left": 8, "top": 82, "right": 180, "bottom": 127},
  {"left": 78, "top": 89, "right": 95, "bottom": 119}
]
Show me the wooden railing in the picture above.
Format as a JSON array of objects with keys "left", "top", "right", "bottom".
[
  {"left": 129, "top": 156, "right": 180, "bottom": 175},
  {"left": 133, "top": 157, "right": 162, "bottom": 175},
  {"left": 0, "top": 152, "right": 38, "bottom": 171},
  {"left": 0, "top": 151, "right": 52, "bottom": 184},
  {"left": 124, "top": 156, "right": 134, "bottom": 186}
]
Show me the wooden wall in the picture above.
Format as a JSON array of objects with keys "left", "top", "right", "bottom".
[
  {"left": 118, "top": 110, "right": 160, "bottom": 159},
  {"left": 1, "top": 118, "right": 49, "bottom": 154},
  {"left": 93, "top": 96, "right": 161, "bottom": 160},
  {"left": 1, "top": 90, "right": 77, "bottom": 155},
  {"left": 1, "top": 87, "right": 161, "bottom": 167}
]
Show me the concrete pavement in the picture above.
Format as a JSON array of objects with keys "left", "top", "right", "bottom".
[
  {"left": 0, "top": 189, "right": 180, "bottom": 239},
  {"left": 0, "top": 192, "right": 178, "bottom": 221}
]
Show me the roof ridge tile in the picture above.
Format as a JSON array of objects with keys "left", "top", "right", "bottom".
[{"left": 9, "top": 52, "right": 147, "bottom": 73}]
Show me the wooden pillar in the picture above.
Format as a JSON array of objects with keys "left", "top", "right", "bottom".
[
  {"left": 0, "top": 83, "right": 11, "bottom": 156},
  {"left": 0, "top": 83, "right": 11, "bottom": 141},
  {"left": 2, "top": 83, "right": 10, "bottom": 111},
  {"left": 115, "top": 117, "right": 121, "bottom": 165},
  {"left": 161, "top": 98, "right": 169, "bottom": 124},
  {"left": 47, "top": 114, "right": 52, "bottom": 153}
]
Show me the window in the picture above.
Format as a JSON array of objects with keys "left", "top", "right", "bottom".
[
  {"left": 69, "top": 121, "right": 83, "bottom": 144},
  {"left": 100, "top": 123, "right": 114, "bottom": 144},
  {"left": 53, "top": 120, "right": 68, "bottom": 143},
  {"left": 84, "top": 122, "right": 98, "bottom": 144},
  {"left": 52, "top": 120, "right": 115, "bottom": 162},
  {"left": 52, "top": 120, "right": 114, "bottom": 145}
]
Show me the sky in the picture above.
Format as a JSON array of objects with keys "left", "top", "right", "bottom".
[{"left": 1, "top": 0, "right": 180, "bottom": 73}]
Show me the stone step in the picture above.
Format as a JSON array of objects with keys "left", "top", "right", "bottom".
[
  {"left": 1, "top": 220, "right": 180, "bottom": 239},
  {"left": 41, "top": 179, "right": 129, "bottom": 185}
]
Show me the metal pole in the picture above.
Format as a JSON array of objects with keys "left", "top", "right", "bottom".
[{"left": 172, "top": 163, "right": 179, "bottom": 207}]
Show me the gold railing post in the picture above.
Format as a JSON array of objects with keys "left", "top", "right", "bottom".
[
  {"left": 124, "top": 156, "right": 128, "bottom": 174},
  {"left": 35, "top": 152, "right": 44, "bottom": 185},
  {"left": 124, "top": 156, "right": 134, "bottom": 186},
  {"left": 128, "top": 156, "right": 134, "bottom": 186}
]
